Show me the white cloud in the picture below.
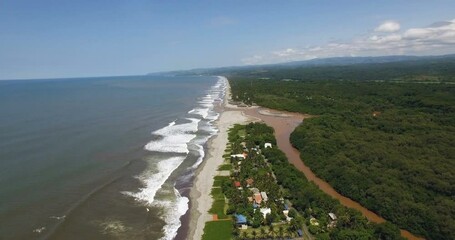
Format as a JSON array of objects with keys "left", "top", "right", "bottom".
[
  {"left": 241, "top": 55, "right": 264, "bottom": 65},
  {"left": 241, "top": 18, "right": 455, "bottom": 65},
  {"left": 273, "top": 48, "right": 297, "bottom": 57},
  {"left": 375, "top": 21, "right": 401, "bottom": 32}
]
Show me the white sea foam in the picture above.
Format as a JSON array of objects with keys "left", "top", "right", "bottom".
[
  {"left": 190, "top": 144, "right": 205, "bottom": 169},
  {"left": 155, "top": 188, "right": 189, "bottom": 240},
  {"left": 128, "top": 156, "right": 186, "bottom": 204},
  {"left": 145, "top": 118, "right": 200, "bottom": 154},
  {"left": 50, "top": 215, "right": 66, "bottom": 220},
  {"left": 188, "top": 108, "right": 210, "bottom": 119},
  {"left": 129, "top": 76, "right": 227, "bottom": 240},
  {"left": 33, "top": 227, "right": 46, "bottom": 234}
]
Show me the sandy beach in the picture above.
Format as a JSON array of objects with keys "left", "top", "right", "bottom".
[
  {"left": 188, "top": 77, "right": 422, "bottom": 240},
  {"left": 188, "top": 81, "right": 254, "bottom": 240}
]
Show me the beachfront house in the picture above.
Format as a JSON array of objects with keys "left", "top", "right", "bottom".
[
  {"left": 260, "top": 191, "right": 268, "bottom": 202},
  {"left": 259, "top": 207, "right": 271, "bottom": 219},
  {"left": 253, "top": 192, "right": 262, "bottom": 205},
  {"left": 231, "top": 154, "right": 245, "bottom": 159},
  {"left": 246, "top": 178, "right": 254, "bottom": 187},
  {"left": 310, "top": 217, "right": 319, "bottom": 226},
  {"left": 250, "top": 188, "right": 260, "bottom": 194},
  {"left": 328, "top": 212, "right": 338, "bottom": 228},
  {"left": 235, "top": 214, "right": 247, "bottom": 225},
  {"left": 264, "top": 143, "right": 272, "bottom": 148}
]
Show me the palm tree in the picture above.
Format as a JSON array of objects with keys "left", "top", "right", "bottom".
[
  {"left": 278, "top": 226, "right": 284, "bottom": 239},
  {"left": 242, "top": 231, "right": 249, "bottom": 240},
  {"left": 285, "top": 225, "right": 294, "bottom": 238},
  {"left": 233, "top": 227, "right": 241, "bottom": 239},
  {"left": 268, "top": 225, "right": 275, "bottom": 238},
  {"left": 251, "top": 230, "right": 257, "bottom": 239},
  {"left": 260, "top": 228, "right": 267, "bottom": 239}
]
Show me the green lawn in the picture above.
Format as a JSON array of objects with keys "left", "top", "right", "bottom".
[
  {"left": 213, "top": 176, "right": 229, "bottom": 187},
  {"left": 210, "top": 187, "right": 224, "bottom": 200},
  {"left": 218, "top": 164, "right": 233, "bottom": 171},
  {"left": 237, "top": 129, "right": 246, "bottom": 138},
  {"left": 213, "top": 180, "right": 222, "bottom": 188},
  {"left": 202, "top": 220, "right": 233, "bottom": 240},
  {"left": 208, "top": 199, "right": 227, "bottom": 219}
]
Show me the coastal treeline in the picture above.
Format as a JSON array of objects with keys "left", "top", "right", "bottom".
[
  {"left": 217, "top": 56, "right": 455, "bottom": 83},
  {"left": 222, "top": 123, "right": 403, "bottom": 240},
  {"left": 228, "top": 71, "right": 455, "bottom": 239}
]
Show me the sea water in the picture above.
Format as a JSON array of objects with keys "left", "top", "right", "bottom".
[{"left": 0, "top": 75, "right": 226, "bottom": 240}]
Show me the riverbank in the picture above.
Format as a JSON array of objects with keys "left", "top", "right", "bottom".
[
  {"left": 243, "top": 107, "right": 423, "bottom": 240},
  {"left": 188, "top": 77, "right": 422, "bottom": 240},
  {"left": 188, "top": 81, "right": 254, "bottom": 240}
]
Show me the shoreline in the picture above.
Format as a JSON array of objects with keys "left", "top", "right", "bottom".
[
  {"left": 187, "top": 79, "right": 254, "bottom": 240},
  {"left": 186, "top": 76, "right": 422, "bottom": 240}
]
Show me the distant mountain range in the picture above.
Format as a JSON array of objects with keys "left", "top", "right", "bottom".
[
  {"left": 274, "top": 54, "right": 455, "bottom": 67},
  {"left": 152, "top": 54, "right": 455, "bottom": 76}
]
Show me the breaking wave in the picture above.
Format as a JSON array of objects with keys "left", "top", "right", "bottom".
[{"left": 127, "top": 76, "right": 227, "bottom": 240}]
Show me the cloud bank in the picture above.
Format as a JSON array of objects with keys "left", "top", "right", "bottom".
[
  {"left": 375, "top": 21, "right": 401, "bottom": 32},
  {"left": 242, "top": 18, "right": 455, "bottom": 65}
]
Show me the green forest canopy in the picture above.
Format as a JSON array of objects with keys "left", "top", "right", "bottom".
[{"left": 227, "top": 60, "right": 455, "bottom": 240}]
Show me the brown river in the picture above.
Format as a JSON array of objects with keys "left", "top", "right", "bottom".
[{"left": 242, "top": 107, "right": 424, "bottom": 240}]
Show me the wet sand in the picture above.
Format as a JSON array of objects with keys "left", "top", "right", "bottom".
[
  {"left": 187, "top": 77, "right": 422, "bottom": 240},
  {"left": 243, "top": 107, "right": 424, "bottom": 240},
  {"left": 188, "top": 82, "right": 254, "bottom": 240}
]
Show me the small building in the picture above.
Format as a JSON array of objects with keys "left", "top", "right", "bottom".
[
  {"left": 253, "top": 193, "right": 263, "bottom": 205},
  {"left": 260, "top": 207, "right": 271, "bottom": 219},
  {"left": 235, "top": 214, "right": 247, "bottom": 225},
  {"left": 310, "top": 217, "right": 319, "bottom": 226},
  {"left": 250, "top": 188, "right": 260, "bottom": 194},
  {"left": 247, "top": 197, "right": 253, "bottom": 202},
  {"left": 246, "top": 178, "right": 254, "bottom": 187},
  {"left": 328, "top": 212, "right": 337, "bottom": 221},
  {"left": 234, "top": 181, "right": 241, "bottom": 188},
  {"left": 264, "top": 143, "right": 272, "bottom": 149},
  {"left": 260, "top": 192, "right": 268, "bottom": 202},
  {"left": 297, "top": 229, "right": 303, "bottom": 237},
  {"left": 231, "top": 154, "right": 245, "bottom": 159},
  {"left": 283, "top": 210, "right": 289, "bottom": 217}
]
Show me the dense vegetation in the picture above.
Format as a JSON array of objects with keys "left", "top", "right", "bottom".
[
  {"left": 226, "top": 123, "right": 403, "bottom": 240},
  {"left": 218, "top": 57, "right": 455, "bottom": 83},
  {"left": 227, "top": 60, "right": 455, "bottom": 240}
]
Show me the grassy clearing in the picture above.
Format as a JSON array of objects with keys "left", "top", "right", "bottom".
[
  {"left": 237, "top": 129, "right": 246, "bottom": 138},
  {"left": 208, "top": 199, "right": 227, "bottom": 219},
  {"left": 202, "top": 220, "right": 233, "bottom": 240},
  {"left": 213, "top": 180, "right": 222, "bottom": 187},
  {"left": 210, "top": 187, "right": 224, "bottom": 200},
  {"left": 214, "top": 176, "right": 229, "bottom": 182},
  {"left": 213, "top": 176, "right": 229, "bottom": 189},
  {"left": 218, "top": 164, "right": 232, "bottom": 171}
]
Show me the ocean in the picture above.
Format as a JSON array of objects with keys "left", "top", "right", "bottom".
[{"left": 0, "top": 75, "right": 226, "bottom": 240}]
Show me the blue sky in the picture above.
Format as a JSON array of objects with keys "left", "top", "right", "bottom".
[{"left": 1, "top": 0, "right": 455, "bottom": 79}]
